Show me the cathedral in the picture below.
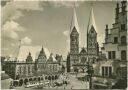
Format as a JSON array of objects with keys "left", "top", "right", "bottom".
[{"left": 67, "top": 7, "right": 99, "bottom": 72}]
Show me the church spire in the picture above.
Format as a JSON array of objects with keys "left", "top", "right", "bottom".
[
  {"left": 26, "top": 52, "right": 33, "bottom": 63},
  {"left": 87, "top": 2, "right": 97, "bottom": 52},
  {"left": 40, "top": 45, "right": 45, "bottom": 53},
  {"left": 87, "top": 3, "right": 97, "bottom": 32},
  {"left": 70, "top": 4, "right": 79, "bottom": 33},
  {"left": 37, "top": 45, "right": 47, "bottom": 62}
]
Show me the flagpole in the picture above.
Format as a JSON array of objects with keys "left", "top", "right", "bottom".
[{"left": 16, "top": 39, "right": 21, "bottom": 62}]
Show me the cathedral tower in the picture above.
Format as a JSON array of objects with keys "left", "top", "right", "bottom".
[
  {"left": 70, "top": 8, "right": 79, "bottom": 65},
  {"left": 87, "top": 25, "right": 99, "bottom": 56}
]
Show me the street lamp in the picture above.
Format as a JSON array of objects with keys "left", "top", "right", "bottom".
[{"left": 86, "top": 61, "right": 94, "bottom": 89}]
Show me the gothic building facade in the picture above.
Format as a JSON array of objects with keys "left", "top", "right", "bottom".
[
  {"left": 102, "top": 1, "right": 127, "bottom": 62},
  {"left": 3, "top": 46, "right": 62, "bottom": 85},
  {"left": 87, "top": 26, "right": 99, "bottom": 61},
  {"left": 101, "top": 1, "right": 127, "bottom": 78},
  {"left": 92, "top": 1, "right": 127, "bottom": 89},
  {"left": 67, "top": 8, "right": 99, "bottom": 72}
]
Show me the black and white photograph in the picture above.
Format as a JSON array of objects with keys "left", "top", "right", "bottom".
[{"left": 1, "top": 0, "right": 127, "bottom": 89}]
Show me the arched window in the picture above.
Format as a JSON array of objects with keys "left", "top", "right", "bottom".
[
  {"left": 28, "top": 66, "right": 30, "bottom": 74},
  {"left": 81, "top": 57, "right": 86, "bottom": 63},
  {"left": 121, "top": 50, "right": 126, "bottom": 60},
  {"left": 121, "top": 36, "right": 126, "bottom": 45}
]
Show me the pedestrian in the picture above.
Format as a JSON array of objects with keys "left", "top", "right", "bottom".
[{"left": 64, "top": 84, "right": 66, "bottom": 89}]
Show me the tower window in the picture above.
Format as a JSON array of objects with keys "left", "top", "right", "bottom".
[
  {"left": 102, "top": 67, "right": 104, "bottom": 76},
  {"left": 81, "top": 57, "right": 86, "bottom": 63},
  {"left": 114, "top": 37, "right": 118, "bottom": 44},
  {"left": 28, "top": 66, "right": 31, "bottom": 73},
  {"left": 105, "top": 67, "right": 108, "bottom": 76},
  {"left": 121, "top": 24, "right": 125, "bottom": 30},
  {"left": 121, "top": 36, "right": 126, "bottom": 45},
  {"left": 108, "top": 51, "right": 111, "bottom": 59},
  {"left": 121, "top": 50, "right": 126, "bottom": 60},
  {"left": 112, "top": 51, "right": 116, "bottom": 59},
  {"left": 109, "top": 67, "right": 112, "bottom": 76}
]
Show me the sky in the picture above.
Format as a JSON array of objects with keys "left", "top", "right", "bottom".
[{"left": 1, "top": 0, "right": 118, "bottom": 60}]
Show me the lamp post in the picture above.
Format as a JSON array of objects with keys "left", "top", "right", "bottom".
[{"left": 86, "top": 61, "right": 94, "bottom": 89}]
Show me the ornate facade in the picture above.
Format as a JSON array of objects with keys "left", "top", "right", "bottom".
[
  {"left": 68, "top": 7, "right": 99, "bottom": 72},
  {"left": 70, "top": 26, "right": 79, "bottom": 65},
  {"left": 35, "top": 46, "right": 47, "bottom": 75},
  {"left": 87, "top": 25, "right": 99, "bottom": 64},
  {"left": 3, "top": 46, "right": 62, "bottom": 83},
  {"left": 102, "top": 1, "right": 127, "bottom": 61},
  {"left": 92, "top": 1, "right": 127, "bottom": 89},
  {"left": 101, "top": 1, "right": 127, "bottom": 78}
]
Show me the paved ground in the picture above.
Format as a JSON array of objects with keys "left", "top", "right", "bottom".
[
  {"left": 11, "top": 73, "right": 89, "bottom": 89},
  {"left": 53, "top": 74, "right": 89, "bottom": 89}
]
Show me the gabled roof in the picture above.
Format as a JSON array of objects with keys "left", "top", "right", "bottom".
[
  {"left": 47, "top": 53, "right": 57, "bottom": 63},
  {"left": 40, "top": 45, "right": 46, "bottom": 54},
  {"left": 38, "top": 46, "right": 47, "bottom": 58},
  {"left": 89, "top": 25, "right": 97, "bottom": 34},
  {"left": 70, "top": 26, "right": 79, "bottom": 36},
  {"left": 80, "top": 47, "right": 87, "bottom": 54},
  {"left": 37, "top": 45, "right": 47, "bottom": 62},
  {"left": 26, "top": 52, "right": 33, "bottom": 62}
]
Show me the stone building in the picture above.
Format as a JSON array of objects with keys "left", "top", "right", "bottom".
[
  {"left": 55, "top": 54, "right": 63, "bottom": 65},
  {"left": 2, "top": 46, "right": 62, "bottom": 86},
  {"left": 102, "top": 1, "right": 127, "bottom": 62},
  {"left": 46, "top": 53, "right": 61, "bottom": 73},
  {"left": 92, "top": 1, "right": 127, "bottom": 89},
  {"left": 35, "top": 46, "right": 47, "bottom": 75},
  {"left": 67, "top": 7, "right": 99, "bottom": 72},
  {"left": 87, "top": 26, "right": 99, "bottom": 62},
  {"left": 101, "top": 1, "right": 127, "bottom": 78},
  {"left": 3, "top": 52, "right": 35, "bottom": 80}
]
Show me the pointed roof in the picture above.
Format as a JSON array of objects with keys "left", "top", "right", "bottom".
[
  {"left": 80, "top": 47, "right": 87, "bottom": 54},
  {"left": 89, "top": 25, "right": 97, "bottom": 34},
  {"left": 87, "top": 5, "right": 97, "bottom": 33},
  {"left": 28, "top": 52, "right": 31, "bottom": 56},
  {"left": 37, "top": 45, "right": 47, "bottom": 61},
  {"left": 47, "top": 53, "right": 57, "bottom": 62},
  {"left": 70, "top": 7, "right": 79, "bottom": 33},
  {"left": 40, "top": 45, "right": 45, "bottom": 53},
  {"left": 26, "top": 52, "right": 33, "bottom": 62},
  {"left": 38, "top": 45, "right": 46, "bottom": 57}
]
